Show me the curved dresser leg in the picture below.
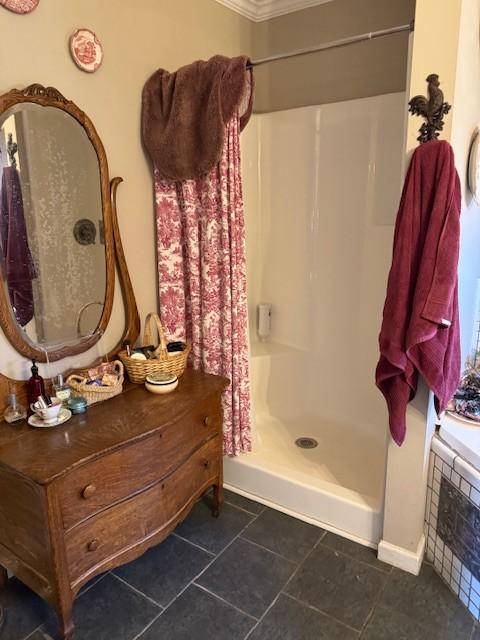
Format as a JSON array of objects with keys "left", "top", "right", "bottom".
[
  {"left": 57, "top": 599, "right": 75, "bottom": 640},
  {"left": 60, "top": 617, "right": 75, "bottom": 640},
  {"left": 0, "top": 565, "right": 7, "bottom": 628},
  {"left": 212, "top": 479, "right": 224, "bottom": 518}
]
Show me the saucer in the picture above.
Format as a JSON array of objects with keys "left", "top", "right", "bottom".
[{"left": 28, "top": 409, "right": 72, "bottom": 429}]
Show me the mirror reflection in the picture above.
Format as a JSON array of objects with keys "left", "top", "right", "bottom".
[{"left": 0, "top": 104, "right": 106, "bottom": 347}]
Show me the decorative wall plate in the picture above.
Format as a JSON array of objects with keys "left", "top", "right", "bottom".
[
  {"left": 70, "top": 28, "right": 103, "bottom": 73},
  {"left": 468, "top": 128, "right": 480, "bottom": 205},
  {"left": 0, "top": 0, "right": 39, "bottom": 13}
]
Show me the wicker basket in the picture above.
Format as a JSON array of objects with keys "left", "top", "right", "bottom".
[
  {"left": 120, "top": 312, "right": 190, "bottom": 384},
  {"left": 66, "top": 361, "right": 124, "bottom": 406}
]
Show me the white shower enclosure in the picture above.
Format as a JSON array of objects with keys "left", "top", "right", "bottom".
[{"left": 224, "top": 92, "right": 406, "bottom": 546}]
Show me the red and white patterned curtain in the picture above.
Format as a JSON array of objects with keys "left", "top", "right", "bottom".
[{"left": 154, "top": 113, "right": 252, "bottom": 456}]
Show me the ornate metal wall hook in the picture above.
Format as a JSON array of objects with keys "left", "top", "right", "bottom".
[
  {"left": 408, "top": 74, "right": 451, "bottom": 143},
  {"left": 6, "top": 132, "right": 18, "bottom": 169}
]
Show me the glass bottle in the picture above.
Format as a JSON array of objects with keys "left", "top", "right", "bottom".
[
  {"left": 27, "top": 359, "right": 46, "bottom": 405},
  {"left": 54, "top": 374, "right": 71, "bottom": 407},
  {"left": 4, "top": 393, "right": 27, "bottom": 424}
]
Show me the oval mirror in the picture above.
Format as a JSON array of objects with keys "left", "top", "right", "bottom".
[{"left": 0, "top": 85, "right": 116, "bottom": 361}]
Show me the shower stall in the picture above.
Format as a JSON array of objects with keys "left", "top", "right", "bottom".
[{"left": 224, "top": 91, "right": 406, "bottom": 546}]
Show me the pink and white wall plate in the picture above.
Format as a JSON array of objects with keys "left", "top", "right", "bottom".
[
  {"left": 0, "top": 0, "right": 39, "bottom": 13},
  {"left": 70, "top": 28, "right": 104, "bottom": 73}
]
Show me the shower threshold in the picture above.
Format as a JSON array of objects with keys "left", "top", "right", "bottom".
[{"left": 224, "top": 414, "right": 386, "bottom": 546}]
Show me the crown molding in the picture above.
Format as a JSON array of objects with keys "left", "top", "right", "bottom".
[{"left": 214, "top": 0, "right": 334, "bottom": 22}]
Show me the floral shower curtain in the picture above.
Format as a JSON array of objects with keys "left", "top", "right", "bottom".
[{"left": 154, "top": 113, "right": 252, "bottom": 456}]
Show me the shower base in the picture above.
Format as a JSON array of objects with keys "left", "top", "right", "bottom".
[{"left": 224, "top": 414, "right": 386, "bottom": 546}]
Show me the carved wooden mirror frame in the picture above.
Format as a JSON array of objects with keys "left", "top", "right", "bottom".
[{"left": 0, "top": 84, "right": 140, "bottom": 363}]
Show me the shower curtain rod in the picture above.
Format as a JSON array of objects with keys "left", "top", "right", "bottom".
[{"left": 247, "top": 21, "right": 414, "bottom": 68}]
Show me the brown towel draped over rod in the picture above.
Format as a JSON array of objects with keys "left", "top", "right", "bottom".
[
  {"left": 247, "top": 21, "right": 414, "bottom": 68},
  {"left": 142, "top": 55, "right": 254, "bottom": 181}
]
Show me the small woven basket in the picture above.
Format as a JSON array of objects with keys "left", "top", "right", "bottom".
[
  {"left": 66, "top": 360, "right": 124, "bottom": 406},
  {"left": 120, "top": 312, "right": 190, "bottom": 384}
]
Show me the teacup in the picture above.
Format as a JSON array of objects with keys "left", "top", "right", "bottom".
[{"left": 30, "top": 398, "right": 62, "bottom": 423}]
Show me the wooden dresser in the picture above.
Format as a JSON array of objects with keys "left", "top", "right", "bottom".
[{"left": 0, "top": 369, "right": 228, "bottom": 640}]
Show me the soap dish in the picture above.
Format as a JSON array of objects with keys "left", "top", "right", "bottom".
[{"left": 145, "top": 373, "right": 178, "bottom": 395}]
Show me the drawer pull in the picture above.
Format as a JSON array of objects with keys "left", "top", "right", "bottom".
[
  {"left": 82, "top": 484, "right": 97, "bottom": 500},
  {"left": 203, "top": 416, "right": 212, "bottom": 427},
  {"left": 87, "top": 539, "right": 99, "bottom": 552},
  {"left": 203, "top": 460, "right": 211, "bottom": 469}
]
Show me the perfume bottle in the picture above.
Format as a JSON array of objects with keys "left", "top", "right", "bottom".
[
  {"left": 3, "top": 393, "right": 27, "bottom": 424},
  {"left": 27, "top": 359, "right": 46, "bottom": 405},
  {"left": 54, "top": 374, "right": 71, "bottom": 407}
]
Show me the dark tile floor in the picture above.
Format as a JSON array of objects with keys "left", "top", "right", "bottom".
[{"left": 1, "top": 489, "right": 479, "bottom": 640}]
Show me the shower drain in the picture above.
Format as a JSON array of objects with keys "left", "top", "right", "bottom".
[{"left": 295, "top": 437, "right": 318, "bottom": 449}]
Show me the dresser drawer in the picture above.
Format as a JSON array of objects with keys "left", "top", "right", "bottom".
[
  {"left": 59, "top": 395, "right": 221, "bottom": 530},
  {"left": 65, "top": 435, "right": 221, "bottom": 583}
]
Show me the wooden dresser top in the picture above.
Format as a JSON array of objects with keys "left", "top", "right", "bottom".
[{"left": 0, "top": 369, "right": 228, "bottom": 485}]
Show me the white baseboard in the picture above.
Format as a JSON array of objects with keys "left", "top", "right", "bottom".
[{"left": 377, "top": 534, "right": 425, "bottom": 575}]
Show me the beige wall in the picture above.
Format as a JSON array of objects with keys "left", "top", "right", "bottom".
[
  {"left": 405, "top": 1, "right": 461, "bottom": 151},
  {"left": 252, "top": 0, "right": 416, "bottom": 112},
  {"left": 379, "top": 0, "right": 466, "bottom": 572},
  {"left": 0, "top": 0, "right": 253, "bottom": 377}
]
